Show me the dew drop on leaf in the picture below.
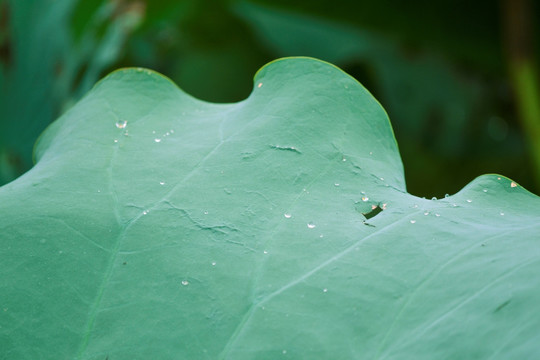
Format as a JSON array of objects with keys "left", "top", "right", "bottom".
[
  {"left": 511, "top": 181, "right": 517, "bottom": 188},
  {"left": 410, "top": 220, "right": 416, "bottom": 224},
  {"left": 361, "top": 196, "right": 369, "bottom": 202},
  {"left": 284, "top": 213, "right": 291, "bottom": 218},
  {"left": 159, "top": 181, "right": 165, "bottom": 185},
  {"left": 467, "top": 199, "right": 472, "bottom": 203},
  {"left": 323, "top": 288, "right": 328, "bottom": 293},
  {"left": 115, "top": 120, "right": 127, "bottom": 129},
  {"left": 307, "top": 222, "right": 316, "bottom": 229},
  {"left": 154, "top": 138, "right": 161, "bottom": 143},
  {"left": 181, "top": 280, "right": 189, "bottom": 286}
]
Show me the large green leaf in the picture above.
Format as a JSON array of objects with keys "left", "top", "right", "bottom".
[{"left": 1, "top": 57, "right": 539, "bottom": 359}]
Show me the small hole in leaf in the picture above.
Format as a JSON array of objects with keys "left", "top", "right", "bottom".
[{"left": 363, "top": 204, "right": 383, "bottom": 219}]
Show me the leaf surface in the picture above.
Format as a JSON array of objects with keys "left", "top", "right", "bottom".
[{"left": 1, "top": 58, "right": 539, "bottom": 359}]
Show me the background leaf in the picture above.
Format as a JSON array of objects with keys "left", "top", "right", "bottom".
[
  {"left": 1, "top": 58, "right": 539, "bottom": 359},
  {"left": 0, "top": 0, "right": 142, "bottom": 185}
]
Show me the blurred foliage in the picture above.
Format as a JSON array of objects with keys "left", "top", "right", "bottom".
[
  {"left": 0, "top": 0, "right": 141, "bottom": 184},
  {"left": 1, "top": 0, "right": 539, "bottom": 197}
]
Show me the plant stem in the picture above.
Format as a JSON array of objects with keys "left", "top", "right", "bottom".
[{"left": 502, "top": 0, "right": 540, "bottom": 191}]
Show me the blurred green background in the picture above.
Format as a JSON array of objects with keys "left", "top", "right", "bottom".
[{"left": 1, "top": 0, "right": 539, "bottom": 198}]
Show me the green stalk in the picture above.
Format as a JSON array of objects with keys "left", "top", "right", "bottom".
[
  {"left": 502, "top": 0, "right": 540, "bottom": 191},
  {"left": 509, "top": 59, "right": 540, "bottom": 188}
]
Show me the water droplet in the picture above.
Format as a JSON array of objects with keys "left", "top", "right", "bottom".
[
  {"left": 165, "top": 132, "right": 170, "bottom": 136},
  {"left": 435, "top": 213, "right": 441, "bottom": 217},
  {"left": 203, "top": 211, "right": 208, "bottom": 215},
  {"left": 319, "top": 234, "right": 324, "bottom": 238},
  {"left": 211, "top": 262, "right": 216, "bottom": 266},
  {"left": 466, "top": 199, "right": 472, "bottom": 203},
  {"left": 511, "top": 181, "right": 517, "bottom": 188},
  {"left": 497, "top": 177, "right": 501, "bottom": 180},
  {"left": 410, "top": 220, "right": 416, "bottom": 224},
  {"left": 431, "top": 197, "right": 437, "bottom": 200},
  {"left": 361, "top": 196, "right": 369, "bottom": 202},
  {"left": 170, "top": 129, "right": 174, "bottom": 134},
  {"left": 257, "top": 82, "right": 263, "bottom": 88},
  {"left": 369, "top": 151, "right": 373, "bottom": 155},
  {"left": 263, "top": 250, "right": 268, "bottom": 254},
  {"left": 444, "top": 194, "right": 450, "bottom": 198},
  {"left": 114, "top": 139, "right": 118, "bottom": 143},
  {"left": 424, "top": 211, "right": 429, "bottom": 215},
  {"left": 500, "top": 212, "right": 505, "bottom": 216},
  {"left": 142, "top": 210, "right": 148, "bottom": 215},
  {"left": 159, "top": 181, "right": 165, "bottom": 185},
  {"left": 282, "top": 350, "right": 287, "bottom": 354},
  {"left": 307, "top": 222, "right": 316, "bottom": 229},
  {"left": 284, "top": 213, "right": 291, "bottom": 218},
  {"left": 342, "top": 156, "right": 347, "bottom": 162},
  {"left": 334, "top": 183, "right": 340, "bottom": 187},
  {"left": 483, "top": 189, "right": 488, "bottom": 193},
  {"left": 115, "top": 120, "right": 127, "bottom": 129},
  {"left": 380, "top": 177, "right": 384, "bottom": 181},
  {"left": 152, "top": 130, "right": 156, "bottom": 134},
  {"left": 181, "top": 280, "right": 189, "bottom": 286},
  {"left": 154, "top": 138, "right": 161, "bottom": 143},
  {"left": 123, "top": 131, "right": 129, "bottom": 136},
  {"left": 323, "top": 288, "right": 328, "bottom": 293}
]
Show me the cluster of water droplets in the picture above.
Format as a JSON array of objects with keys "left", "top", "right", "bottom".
[{"left": 153, "top": 129, "right": 175, "bottom": 143}]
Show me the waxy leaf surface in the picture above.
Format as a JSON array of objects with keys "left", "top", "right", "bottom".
[{"left": 1, "top": 58, "right": 540, "bottom": 359}]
